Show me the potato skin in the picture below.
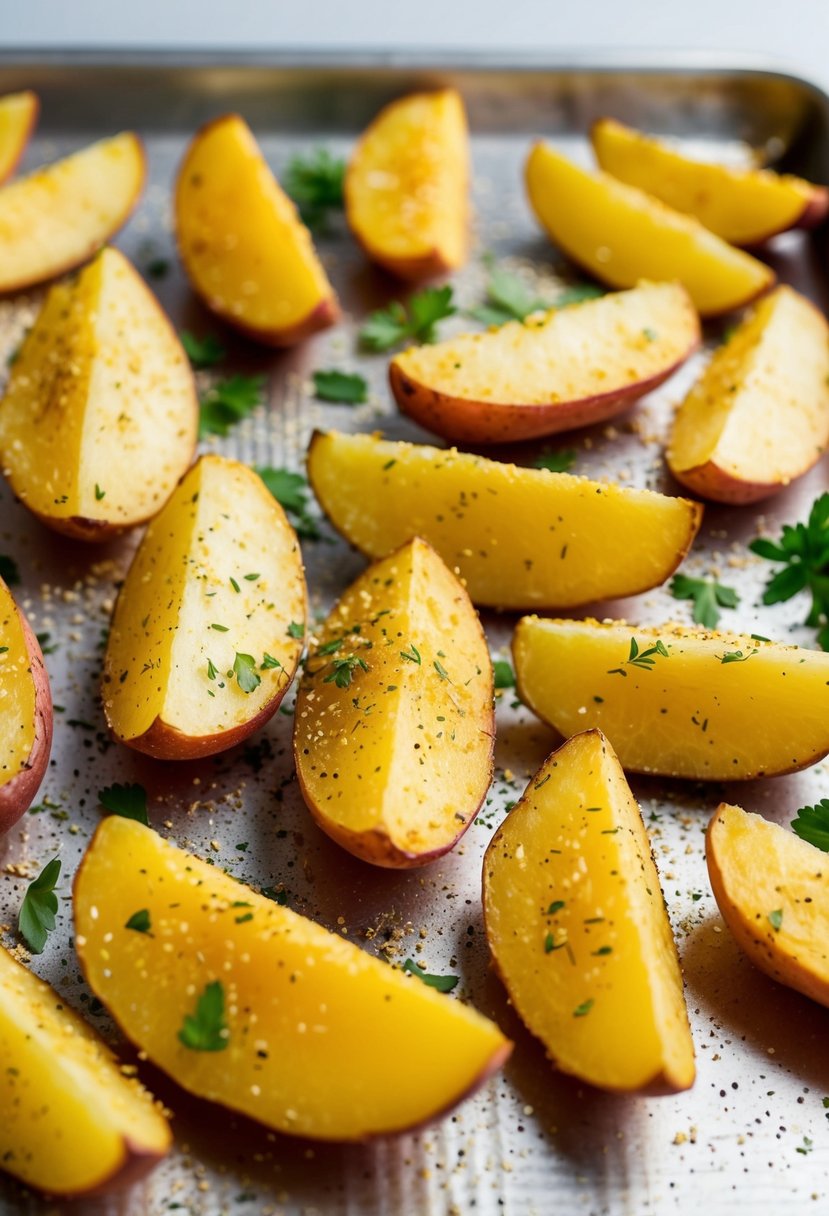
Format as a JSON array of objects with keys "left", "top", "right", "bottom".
[
  {"left": 798, "top": 186, "right": 829, "bottom": 230},
  {"left": 347, "top": 235, "right": 454, "bottom": 284},
  {"left": 390, "top": 347, "right": 697, "bottom": 445},
  {"left": 669, "top": 459, "right": 788, "bottom": 505},
  {"left": 120, "top": 695, "right": 293, "bottom": 762},
  {"left": 0, "top": 605, "right": 52, "bottom": 834}
]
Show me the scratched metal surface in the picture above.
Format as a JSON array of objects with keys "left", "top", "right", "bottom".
[{"left": 1, "top": 53, "right": 829, "bottom": 1216}]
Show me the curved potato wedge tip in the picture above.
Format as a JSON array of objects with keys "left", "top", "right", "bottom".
[
  {"left": 0, "top": 579, "right": 52, "bottom": 833},
  {"left": 592, "top": 118, "right": 829, "bottom": 245},
  {"left": 74, "top": 816, "right": 512, "bottom": 1140},
  {"left": 707, "top": 803, "right": 829, "bottom": 1008},
  {"left": 345, "top": 88, "right": 469, "bottom": 281},
  {"left": 103, "top": 455, "right": 306, "bottom": 759},
  {"left": 0, "top": 943, "right": 170, "bottom": 1196},
  {"left": 295, "top": 538, "right": 494, "bottom": 866},
  {"left": 513, "top": 617, "right": 829, "bottom": 780},
  {"left": 525, "top": 141, "right": 775, "bottom": 316},
  {"left": 484, "top": 730, "right": 695, "bottom": 1093},
  {"left": 0, "top": 90, "right": 38, "bottom": 185},
  {"left": 175, "top": 113, "right": 339, "bottom": 345},
  {"left": 668, "top": 285, "right": 829, "bottom": 503},
  {"left": 307, "top": 430, "right": 701, "bottom": 610},
  {"left": 391, "top": 281, "right": 700, "bottom": 443},
  {"left": 0, "top": 246, "right": 197, "bottom": 540},
  {"left": 0, "top": 132, "right": 144, "bottom": 293}
]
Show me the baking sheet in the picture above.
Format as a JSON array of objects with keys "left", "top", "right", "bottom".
[{"left": 1, "top": 52, "right": 829, "bottom": 1216}]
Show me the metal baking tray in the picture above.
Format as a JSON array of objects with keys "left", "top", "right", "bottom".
[{"left": 1, "top": 50, "right": 829, "bottom": 1216}]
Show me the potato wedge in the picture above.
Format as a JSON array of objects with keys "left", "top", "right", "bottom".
[
  {"left": 295, "top": 538, "right": 493, "bottom": 866},
  {"left": 668, "top": 285, "right": 829, "bottom": 504},
  {"left": 175, "top": 114, "right": 339, "bottom": 345},
  {"left": 514, "top": 617, "right": 829, "bottom": 780},
  {"left": 0, "top": 578, "right": 52, "bottom": 833},
  {"left": 526, "top": 141, "right": 774, "bottom": 316},
  {"left": 103, "top": 455, "right": 306, "bottom": 760},
  {"left": 307, "top": 430, "right": 701, "bottom": 610},
  {"left": 0, "top": 91, "right": 38, "bottom": 185},
  {"left": 592, "top": 118, "right": 829, "bottom": 246},
  {"left": 0, "top": 942, "right": 170, "bottom": 1196},
  {"left": 0, "top": 247, "right": 197, "bottom": 540},
  {"left": 390, "top": 281, "right": 700, "bottom": 443},
  {"left": 707, "top": 803, "right": 829, "bottom": 1007},
  {"left": 0, "top": 132, "right": 144, "bottom": 293},
  {"left": 484, "top": 730, "right": 694, "bottom": 1093},
  {"left": 345, "top": 89, "right": 469, "bottom": 281},
  {"left": 74, "top": 816, "right": 511, "bottom": 1140}
]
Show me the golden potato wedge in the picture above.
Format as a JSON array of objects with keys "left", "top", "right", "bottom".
[
  {"left": 484, "top": 730, "right": 695, "bottom": 1093},
  {"left": 525, "top": 141, "right": 774, "bottom": 317},
  {"left": 0, "top": 91, "right": 38, "bottom": 185},
  {"left": 668, "top": 286, "right": 829, "bottom": 504},
  {"left": 295, "top": 538, "right": 493, "bottom": 867},
  {"left": 514, "top": 617, "right": 829, "bottom": 780},
  {"left": 0, "top": 578, "right": 52, "bottom": 833},
  {"left": 74, "top": 816, "right": 511, "bottom": 1140},
  {"left": 707, "top": 803, "right": 829, "bottom": 1007},
  {"left": 307, "top": 430, "right": 701, "bottom": 610},
  {"left": 0, "top": 943, "right": 170, "bottom": 1196},
  {"left": 390, "top": 281, "right": 700, "bottom": 444},
  {"left": 345, "top": 89, "right": 469, "bottom": 281},
  {"left": 0, "top": 247, "right": 197, "bottom": 540},
  {"left": 0, "top": 132, "right": 144, "bottom": 293},
  {"left": 592, "top": 118, "right": 829, "bottom": 246},
  {"left": 175, "top": 113, "right": 339, "bottom": 345},
  {"left": 103, "top": 455, "right": 306, "bottom": 760}
]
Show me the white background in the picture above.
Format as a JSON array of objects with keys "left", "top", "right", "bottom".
[{"left": 1, "top": 0, "right": 828, "bottom": 91}]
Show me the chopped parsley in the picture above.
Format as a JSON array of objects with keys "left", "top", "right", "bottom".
[
  {"left": 125, "top": 908, "right": 152, "bottom": 934},
  {"left": 324, "top": 654, "right": 369, "bottom": 689},
  {"left": 180, "top": 330, "right": 227, "bottom": 369},
  {"left": 399, "top": 644, "right": 422, "bottom": 665},
  {"left": 177, "top": 980, "right": 229, "bottom": 1052},
  {"left": 534, "top": 449, "right": 577, "bottom": 474},
  {"left": 468, "top": 261, "right": 550, "bottom": 327},
  {"left": 493, "top": 659, "right": 515, "bottom": 689},
  {"left": 312, "top": 369, "right": 367, "bottom": 405},
  {"left": 233, "top": 652, "right": 261, "bottom": 694},
  {"left": 768, "top": 908, "right": 784, "bottom": 932},
  {"left": 0, "top": 555, "right": 20, "bottom": 586},
  {"left": 255, "top": 466, "right": 323, "bottom": 540},
  {"left": 573, "top": 998, "right": 595, "bottom": 1017},
  {"left": 720, "top": 649, "right": 756, "bottom": 664},
  {"left": 360, "top": 286, "right": 455, "bottom": 352},
  {"left": 669, "top": 574, "right": 739, "bottom": 630},
  {"left": 287, "top": 621, "right": 305, "bottom": 640},
  {"left": 402, "top": 958, "right": 459, "bottom": 992},
  {"left": 98, "top": 782, "right": 149, "bottom": 826},
  {"left": 18, "top": 858, "right": 61, "bottom": 954},
  {"left": 284, "top": 148, "right": 345, "bottom": 229},
  {"left": 199, "top": 374, "right": 266, "bottom": 438},
  {"left": 94, "top": 484, "right": 106, "bottom": 501}
]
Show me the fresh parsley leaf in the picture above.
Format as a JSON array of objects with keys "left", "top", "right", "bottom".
[
  {"left": 180, "top": 330, "right": 227, "bottom": 369},
  {"left": 125, "top": 908, "right": 152, "bottom": 934},
  {"left": 94, "top": 483, "right": 106, "bottom": 501},
  {"left": 261, "top": 653, "right": 281, "bottom": 670},
  {"left": 573, "top": 998, "right": 595, "bottom": 1017},
  {"left": 199, "top": 375, "right": 266, "bottom": 438},
  {"left": 797, "top": 1136, "right": 813, "bottom": 1155},
  {"left": 18, "top": 859, "right": 61, "bottom": 954},
  {"left": 312, "top": 369, "right": 367, "bottom": 405},
  {"left": 36, "top": 631, "right": 57, "bottom": 655},
  {"left": 323, "top": 654, "right": 369, "bottom": 689},
  {"left": 669, "top": 574, "right": 740, "bottom": 630},
  {"left": 256, "top": 466, "right": 322, "bottom": 540},
  {"left": 0, "top": 554, "right": 20, "bottom": 586},
  {"left": 359, "top": 286, "right": 455, "bottom": 352},
  {"left": 233, "top": 652, "right": 261, "bottom": 694},
  {"left": 287, "top": 621, "right": 305, "bottom": 640},
  {"left": 493, "top": 660, "right": 515, "bottom": 689},
  {"left": 547, "top": 900, "right": 566, "bottom": 915},
  {"left": 98, "top": 783, "right": 149, "bottom": 826},
  {"left": 768, "top": 908, "right": 783, "bottom": 932},
  {"left": 554, "top": 283, "right": 605, "bottom": 308},
  {"left": 750, "top": 494, "right": 829, "bottom": 650},
  {"left": 720, "top": 649, "right": 756, "bottom": 664},
  {"left": 177, "top": 980, "right": 229, "bottom": 1052},
  {"left": 145, "top": 257, "right": 170, "bottom": 280},
  {"left": 284, "top": 148, "right": 345, "bottom": 229},
  {"left": 791, "top": 799, "right": 829, "bottom": 852},
  {"left": 468, "top": 263, "right": 550, "bottom": 327},
  {"left": 402, "top": 958, "right": 459, "bottom": 992},
  {"left": 534, "top": 449, "right": 577, "bottom": 474}
]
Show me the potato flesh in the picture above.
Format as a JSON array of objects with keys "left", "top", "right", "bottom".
[
  {"left": 104, "top": 456, "right": 305, "bottom": 743},
  {"left": 0, "top": 92, "right": 37, "bottom": 183},
  {"left": 0, "top": 943, "right": 169, "bottom": 1195},
  {"left": 707, "top": 805, "right": 829, "bottom": 1005},
  {"left": 175, "top": 114, "right": 335, "bottom": 335},
  {"left": 592, "top": 119, "right": 819, "bottom": 245},
  {"left": 0, "top": 581, "right": 36, "bottom": 793},
  {"left": 295, "top": 538, "right": 492, "bottom": 860},
  {"left": 0, "top": 132, "right": 144, "bottom": 291},
  {"left": 484, "top": 731, "right": 694, "bottom": 1091},
  {"left": 514, "top": 617, "right": 829, "bottom": 780},
  {"left": 307, "top": 431, "right": 701, "bottom": 610},
  {"left": 668, "top": 286, "right": 829, "bottom": 486},
  {"left": 74, "top": 817, "right": 510, "bottom": 1140},
  {"left": 393, "top": 281, "right": 698, "bottom": 406},
  {"left": 346, "top": 89, "right": 468, "bottom": 268},
  {"left": 526, "top": 142, "right": 774, "bottom": 316},
  {"left": 0, "top": 247, "right": 196, "bottom": 529}
]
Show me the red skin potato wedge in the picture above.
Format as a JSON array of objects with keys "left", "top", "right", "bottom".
[
  {"left": 121, "top": 694, "right": 294, "bottom": 762},
  {"left": 0, "top": 605, "right": 52, "bottom": 834}
]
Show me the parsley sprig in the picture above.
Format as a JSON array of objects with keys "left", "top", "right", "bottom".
[
  {"left": 359, "top": 286, "right": 455, "bottom": 352},
  {"left": 18, "top": 858, "right": 61, "bottom": 954},
  {"left": 99, "top": 783, "right": 149, "bottom": 826},
  {"left": 669, "top": 574, "right": 740, "bottom": 630},
  {"left": 791, "top": 799, "right": 829, "bottom": 851},
  {"left": 256, "top": 467, "right": 323, "bottom": 541},
  {"left": 750, "top": 494, "right": 829, "bottom": 650},
  {"left": 312, "top": 369, "right": 367, "bottom": 405},
  {"left": 468, "top": 262, "right": 550, "bottom": 327},
  {"left": 324, "top": 654, "right": 369, "bottom": 689},
  {"left": 534, "top": 449, "right": 576, "bottom": 474},
  {"left": 199, "top": 374, "right": 266, "bottom": 438},
  {"left": 608, "top": 637, "right": 669, "bottom": 677},
  {"left": 284, "top": 149, "right": 345, "bottom": 230},
  {"left": 180, "top": 330, "right": 226, "bottom": 369},
  {"left": 178, "top": 980, "right": 229, "bottom": 1052}
]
